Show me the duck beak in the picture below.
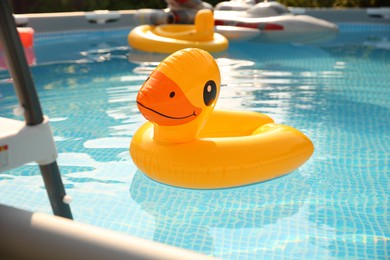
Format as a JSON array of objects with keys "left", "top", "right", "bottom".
[{"left": 137, "top": 70, "right": 202, "bottom": 126}]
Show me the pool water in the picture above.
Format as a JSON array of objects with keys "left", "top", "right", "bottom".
[{"left": 0, "top": 24, "right": 389, "bottom": 259}]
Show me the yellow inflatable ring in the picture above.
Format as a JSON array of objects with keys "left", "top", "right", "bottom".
[
  {"left": 128, "top": 10, "right": 228, "bottom": 54},
  {"left": 130, "top": 48, "right": 314, "bottom": 189}
]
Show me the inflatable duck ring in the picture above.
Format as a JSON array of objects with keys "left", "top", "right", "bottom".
[
  {"left": 130, "top": 48, "right": 314, "bottom": 189},
  {"left": 128, "top": 9, "right": 228, "bottom": 54}
]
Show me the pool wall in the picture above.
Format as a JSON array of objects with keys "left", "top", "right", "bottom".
[{"left": 0, "top": 204, "right": 214, "bottom": 259}]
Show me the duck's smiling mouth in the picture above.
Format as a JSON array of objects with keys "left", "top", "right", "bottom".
[
  {"left": 137, "top": 101, "right": 198, "bottom": 120},
  {"left": 136, "top": 70, "right": 203, "bottom": 126}
]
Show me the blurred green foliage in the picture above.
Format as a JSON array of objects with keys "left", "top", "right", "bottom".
[{"left": 10, "top": 0, "right": 389, "bottom": 14}]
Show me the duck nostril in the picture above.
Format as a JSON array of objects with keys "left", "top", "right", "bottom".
[{"left": 169, "top": 91, "right": 175, "bottom": 98}]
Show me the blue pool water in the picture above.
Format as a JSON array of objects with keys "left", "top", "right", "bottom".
[{"left": 1, "top": 24, "right": 389, "bottom": 259}]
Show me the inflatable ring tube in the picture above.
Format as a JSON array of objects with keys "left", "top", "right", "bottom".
[
  {"left": 130, "top": 48, "right": 314, "bottom": 189},
  {"left": 128, "top": 9, "right": 228, "bottom": 54},
  {"left": 153, "top": 25, "right": 213, "bottom": 41},
  {"left": 131, "top": 112, "right": 314, "bottom": 189},
  {"left": 128, "top": 25, "right": 228, "bottom": 53}
]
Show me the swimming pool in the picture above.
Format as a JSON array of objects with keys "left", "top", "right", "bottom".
[{"left": 0, "top": 23, "right": 389, "bottom": 259}]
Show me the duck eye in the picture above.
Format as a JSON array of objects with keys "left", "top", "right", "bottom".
[
  {"left": 203, "top": 80, "right": 216, "bottom": 106},
  {"left": 169, "top": 91, "right": 175, "bottom": 98}
]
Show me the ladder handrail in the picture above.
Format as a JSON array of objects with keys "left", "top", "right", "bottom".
[{"left": 0, "top": 0, "right": 73, "bottom": 219}]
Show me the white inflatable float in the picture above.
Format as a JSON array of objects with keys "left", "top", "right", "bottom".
[{"left": 214, "top": 1, "right": 339, "bottom": 43}]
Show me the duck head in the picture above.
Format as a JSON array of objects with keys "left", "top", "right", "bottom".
[{"left": 136, "top": 48, "right": 220, "bottom": 143}]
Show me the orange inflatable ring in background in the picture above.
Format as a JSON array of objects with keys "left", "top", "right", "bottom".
[
  {"left": 0, "top": 27, "right": 35, "bottom": 69},
  {"left": 130, "top": 48, "right": 314, "bottom": 189},
  {"left": 0, "top": 27, "right": 34, "bottom": 49},
  {"left": 18, "top": 27, "right": 34, "bottom": 48}
]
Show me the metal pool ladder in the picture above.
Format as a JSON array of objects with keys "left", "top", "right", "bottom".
[
  {"left": 0, "top": 2, "right": 219, "bottom": 259},
  {"left": 0, "top": 0, "right": 72, "bottom": 219}
]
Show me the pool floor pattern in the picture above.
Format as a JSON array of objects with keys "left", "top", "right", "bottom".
[{"left": 0, "top": 27, "right": 389, "bottom": 259}]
